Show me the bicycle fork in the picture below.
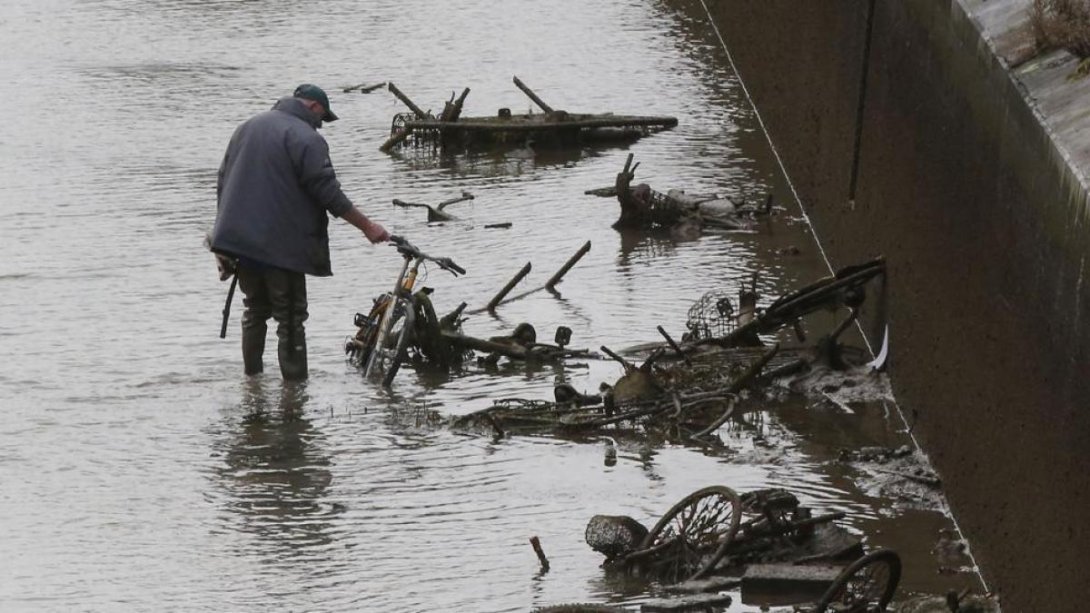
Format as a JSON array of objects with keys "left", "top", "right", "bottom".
[{"left": 363, "top": 256, "right": 416, "bottom": 379}]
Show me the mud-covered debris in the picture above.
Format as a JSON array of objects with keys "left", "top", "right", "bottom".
[
  {"left": 532, "top": 605, "right": 628, "bottom": 613},
  {"left": 741, "top": 563, "right": 841, "bottom": 606},
  {"left": 640, "top": 593, "right": 732, "bottom": 612},
  {"left": 393, "top": 191, "right": 474, "bottom": 222},
  {"left": 585, "top": 515, "right": 649, "bottom": 562},
  {"left": 931, "top": 528, "right": 972, "bottom": 571},
  {"left": 587, "top": 485, "right": 860, "bottom": 587},
  {"left": 895, "top": 590, "right": 1001, "bottom": 612},
  {"left": 842, "top": 447, "right": 946, "bottom": 510},
  {"left": 600, "top": 154, "right": 771, "bottom": 237},
  {"left": 381, "top": 77, "right": 677, "bottom": 152},
  {"left": 660, "top": 576, "right": 741, "bottom": 594},
  {"left": 838, "top": 445, "right": 913, "bottom": 463},
  {"left": 341, "top": 81, "right": 386, "bottom": 93}
]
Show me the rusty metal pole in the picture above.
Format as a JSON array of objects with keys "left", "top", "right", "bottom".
[
  {"left": 545, "top": 241, "right": 591, "bottom": 292},
  {"left": 379, "top": 128, "right": 412, "bottom": 152},
  {"left": 487, "top": 262, "right": 532, "bottom": 311},
  {"left": 512, "top": 76, "right": 554, "bottom": 113},
  {"left": 387, "top": 82, "right": 428, "bottom": 118},
  {"left": 656, "top": 325, "right": 692, "bottom": 366}
]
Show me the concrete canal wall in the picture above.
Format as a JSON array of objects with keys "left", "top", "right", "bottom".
[{"left": 701, "top": 0, "right": 1090, "bottom": 610}]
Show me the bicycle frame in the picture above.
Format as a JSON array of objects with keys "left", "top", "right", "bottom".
[
  {"left": 352, "top": 235, "right": 466, "bottom": 385},
  {"left": 363, "top": 253, "right": 420, "bottom": 380}
]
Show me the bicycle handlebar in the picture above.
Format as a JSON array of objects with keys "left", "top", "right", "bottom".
[{"left": 387, "top": 235, "right": 466, "bottom": 276}]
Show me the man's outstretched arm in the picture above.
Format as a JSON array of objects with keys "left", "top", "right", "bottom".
[{"left": 341, "top": 205, "right": 390, "bottom": 244}]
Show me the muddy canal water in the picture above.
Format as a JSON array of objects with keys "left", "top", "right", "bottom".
[{"left": 1, "top": 0, "right": 981, "bottom": 610}]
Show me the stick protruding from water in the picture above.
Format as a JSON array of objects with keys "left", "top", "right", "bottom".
[{"left": 529, "top": 535, "right": 550, "bottom": 572}]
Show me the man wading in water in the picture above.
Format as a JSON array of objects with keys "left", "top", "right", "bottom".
[{"left": 210, "top": 84, "right": 389, "bottom": 380}]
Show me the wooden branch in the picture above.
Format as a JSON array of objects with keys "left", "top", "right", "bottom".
[{"left": 342, "top": 81, "right": 387, "bottom": 93}]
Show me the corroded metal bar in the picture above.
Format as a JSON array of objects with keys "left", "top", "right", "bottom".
[
  {"left": 600, "top": 345, "right": 636, "bottom": 373},
  {"left": 440, "top": 87, "right": 471, "bottom": 122},
  {"left": 512, "top": 76, "right": 554, "bottom": 113},
  {"left": 379, "top": 128, "right": 412, "bottom": 152},
  {"left": 656, "top": 325, "right": 692, "bottom": 366},
  {"left": 486, "top": 262, "right": 532, "bottom": 311},
  {"left": 387, "top": 82, "right": 428, "bottom": 118},
  {"left": 545, "top": 241, "right": 591, "bottom": 291},
  {"left": 440, "top": 330, "right": 528, "bottom": 359}
]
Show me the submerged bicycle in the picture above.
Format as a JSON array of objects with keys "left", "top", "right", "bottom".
[
  {"left": 617, "top": 485, "right": 900, "bottom": 611},
  {"left": 345, "top": 235, "right": 466, "bottom": 386}
]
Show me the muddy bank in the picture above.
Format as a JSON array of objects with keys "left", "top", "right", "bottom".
[{"left": 692, "top": 0, "right": 1090, "bottom": 609}]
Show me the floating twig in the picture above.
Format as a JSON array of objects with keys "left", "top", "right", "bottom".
[
  {"left": 530, "top": 536, "right": 550, "bottom": 572},
  {"left": 342, "top": 81, "right": 387, "bottom": 93}
]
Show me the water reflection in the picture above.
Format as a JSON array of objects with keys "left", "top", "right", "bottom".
[
  {"left": 387, "top": 143, "right": 597, "bottom": 177},
  {"left": 616, "top": 227, "right": 687, "bottom": 261},
  {"left": 213, "top": 379, "right": 340, "bottom": 559}
]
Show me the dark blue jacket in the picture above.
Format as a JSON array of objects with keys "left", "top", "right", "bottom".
[{"left": 211, "top": 97, "right": 353, "bottom": 276}]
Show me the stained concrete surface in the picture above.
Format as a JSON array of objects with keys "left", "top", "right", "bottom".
[{"left": 694, "top": 0, "right": 1090, "bottom": 610}]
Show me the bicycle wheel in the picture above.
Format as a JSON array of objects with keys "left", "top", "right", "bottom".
[
  {"left": 813, "top": 548, "right": 901, "bottom": 612},
  {"left": 381, "top": 306, "right": 416, "bottom": 387},
  {"left": 364, "top": 297, "right": 406, "bottom": 379},
  {"left": 637, "top": 485, "right": 741, "bottom": 583},
  {"left": 765, "top": 261, "right": 884, "bottom": 323}
]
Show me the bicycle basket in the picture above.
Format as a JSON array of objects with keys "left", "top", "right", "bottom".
[{"left": 685, "top": 290, "right": 737, "bottom": 341}]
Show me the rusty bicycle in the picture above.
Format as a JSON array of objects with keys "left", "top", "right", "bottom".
[{"left": 344, "top": 235, "right": 466, "bottom": 386}]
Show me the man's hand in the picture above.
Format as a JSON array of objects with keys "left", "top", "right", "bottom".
[
  {"left": 341, "top": 206, "right": 390, "bottom": 244},
  {"left": 215, "top": 253, "right": 237, "bottom": 281},
  {"left": 362, "top": 219, "right": 390, "bottom": 244}
]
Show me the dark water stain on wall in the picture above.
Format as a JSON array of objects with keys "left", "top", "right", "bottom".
[{"left": 694, "top": 0, "right": 1090, "bottom": 610}]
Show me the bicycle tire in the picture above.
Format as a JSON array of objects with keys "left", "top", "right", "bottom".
[
  {"left": 813, "top": 548, "right": 901, "bottom": 612},
  {"left": 365, "top": 299, "right": 404, "bottom": 380},
  {"left": 765, "top": 263, "right": 884, "bottom": 321},
  {"left": 381, "top": 306, "right": 416, "bottom": 387},
  {"left": 766, "top": 259, "right": 880, "bottom": 312},
  {"left": 637, "top": 485, "right": 741, "bottom": 583}
]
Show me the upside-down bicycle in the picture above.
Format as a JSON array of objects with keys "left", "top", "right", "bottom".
[{"left": 344, "top": 235, "right": 466, "bottom": 386}]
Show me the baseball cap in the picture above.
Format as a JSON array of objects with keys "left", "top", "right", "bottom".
[{"left": 293, "top": 84, "right": 339, "bottom": 122}]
